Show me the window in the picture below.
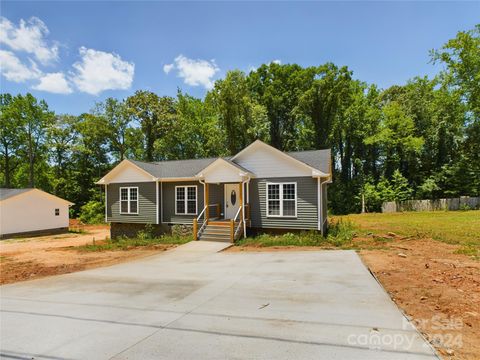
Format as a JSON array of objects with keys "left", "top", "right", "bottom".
[
  {"left": 119, "top": 187, "right": 139, "bottom": 214},
  {"left": 55, "top": 208, "right": 60, "bottom": 216},
  {"left": 176, "top": 186, "right": 197, "bottom": 215},
  {"left": 266, "top": 182, "right": 297, "bottom": 217}
]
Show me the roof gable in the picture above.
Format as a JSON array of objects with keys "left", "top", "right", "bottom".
[
  {"left": 196, "top": 158, "right": 253, "bottom": 183},
  {"left": 97, "top": 160, "right": 157, "bottom": 184},
  {"left": 0, "top": 188, "right": 73, "bottom": 205},
  {"left": 231, "top": 140, "right": 328, "bottom": 178}
]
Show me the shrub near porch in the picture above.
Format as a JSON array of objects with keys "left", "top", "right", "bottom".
[{"left": 235, "top": 220, "right": 356, "bottom": 248}]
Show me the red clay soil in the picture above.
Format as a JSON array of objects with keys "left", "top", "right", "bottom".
[
  {"left": 360, "top": 238, "right": 479, "bottom": 360},
  {"left": 0, "top": 223, "right": 175, "bottom": 285}
]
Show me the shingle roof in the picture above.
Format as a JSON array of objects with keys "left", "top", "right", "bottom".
[
  {"left": 128, "top": 149, "right": 331, "bottom": 179},
  {"left": 0, "top": 188, "right": 33, "bottom": 201},
  {"left": 130, "top": 158, "right": 220, "bottom": 178},
  {"left": 288, "top": 149, "right": 331, "bottom": 175}
]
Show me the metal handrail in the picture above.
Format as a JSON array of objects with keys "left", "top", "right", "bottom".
[
  {"left": 234, "top": 219, "right": 243, "bottom": 239},
  {"left": 233, "top": 205, "right": 243, "bottom": 222},
  {"left": 197, "top": 205, "right": 207, "bottom": 220},
  {"left": 198, "top": 219, "right": 207, "bottom": 238}
]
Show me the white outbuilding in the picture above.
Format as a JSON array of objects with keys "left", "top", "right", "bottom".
[{"left": 0, "top": 188, "right": 74, "bottom": 239}]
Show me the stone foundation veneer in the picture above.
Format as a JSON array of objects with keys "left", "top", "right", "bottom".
[
  {"left": 110, "top": 223, "right": 168, "bottom": 239},
  {"left": 110, "top": 222, "right": 196, "bottom": 239}
]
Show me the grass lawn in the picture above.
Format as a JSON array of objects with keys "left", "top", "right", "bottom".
[
  {"left": 342, "top": 210, "right": 479, "bottom": 245},
  {"left": 77, "top": 234, "right": 192, "bottom": 251},
  {"left": 234, "top": 210, "right": 479, "bottom": 258},
  {"left": 342, "top": 210, "right": 480, "bottom": 259}
]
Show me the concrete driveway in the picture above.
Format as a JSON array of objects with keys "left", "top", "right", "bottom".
[{"left": 0, "top": 241, "right": 437, "bottom": 360}]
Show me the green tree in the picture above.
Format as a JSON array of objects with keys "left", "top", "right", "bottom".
[
  {"left": 365, "top": 101, "right": 424, "bottom": 179},
  {"left": 0, "top": 94, "right": 22, "bottom": 187},
  {"left": 432, "top": 24, "right": 480, "bottom": 118},
  {"left": 126, "top": 91, "right": 176, "bottom": 161},
  {"left": 11, "top": 94, "right": 54, "bottom": 187},
  {"left": 248, "top": 62, "right": 318, "bottom": 150},
  {"left": 95, "top": 98, "right": 134, "bottom": 162},
  {"left": 207, "top": 70, "right": 269, "bottom": 154},
  {"left": 47, "top": 114, "right": 79, "bottom": 197}
]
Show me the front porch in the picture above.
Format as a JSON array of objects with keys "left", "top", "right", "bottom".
[{"left": 193, "top": 181, "right": 251, "bottom": 242}]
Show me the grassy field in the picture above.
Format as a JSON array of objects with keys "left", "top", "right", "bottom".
[
  {"left": 342, "top": 210, "right": 480, "bottom": 245},
  {"left": 235, "top": 210, "right": 479, "bottom": 258}
]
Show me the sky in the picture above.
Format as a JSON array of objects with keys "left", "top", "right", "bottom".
[{"left": 1, "top": 1, "right": 479, "bottom": 115}]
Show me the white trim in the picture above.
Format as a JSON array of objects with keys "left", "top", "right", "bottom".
[
  {"left": 266, "top": 182, "right": 297, "bottom": 218},
  {"left": 175, "top": 185, "right": 198, "bottom": 215},
  {"left": 119, "top": 186, "right": 139, "bottom": 214},
  {"left": 195, "top": 158, "right": 254, "bottom": 179},
  {"left": 158, "top": 177, "right": 197, "bottom": 182}
]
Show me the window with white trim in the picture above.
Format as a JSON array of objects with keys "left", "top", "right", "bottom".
[
  {"left": 120, "top": 187, "right": 138, "bottom": 214},
  {"left": 176, "top": 185, "right": 197, "bottom": 215},
  {"left": 266, "top": 182, "right": 297, "bottom": 217}
]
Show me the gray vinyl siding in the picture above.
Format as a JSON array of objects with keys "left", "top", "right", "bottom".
[
  {"left": 161, "top": 181, "right": 204, "bottom": 224},
  {"left": 249, "top": 177, "right": 318, "bottom": 230},
  {"left": 107, "top": 182, "right": 157, "bottom": 224}
]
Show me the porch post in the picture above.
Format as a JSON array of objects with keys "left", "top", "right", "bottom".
[
  {"left": 239, "top": 182, "right": 243, "bottom": 222},
  {"left": 193, "top": 218, "right": 198, "bottom": 241},
  {"left": 205, "top": 183, "right": 209, "bottom": 223}
]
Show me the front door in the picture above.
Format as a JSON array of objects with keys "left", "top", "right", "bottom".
[{"left": 224, "top": 183, "right": 240, "bottom": 219}]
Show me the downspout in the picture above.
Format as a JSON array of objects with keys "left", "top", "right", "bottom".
[
  {"left": 199, "top": 179, "right": 206, "bottom": 218},
  {"left": 243, "top": 179, "right": 248, "bottom": 238},
  {"left": 317, "top": 177, "right": 321, "bottom": 234},
  {"left": 318, "top": 177, "right": 328, "bottom": 236}
]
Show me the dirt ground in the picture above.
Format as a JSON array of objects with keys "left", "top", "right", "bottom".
[
  {"left": 360, "top": 237, "right": 479, "bottom": 360},
  {"left": 230, "top": 237, "right": 479, "bottom": 360},
  {"left": 0, "top": 223, "right": 175, "bottom": 285}
]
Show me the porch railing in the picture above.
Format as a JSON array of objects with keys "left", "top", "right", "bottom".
[{"left": 193, "top": 203, "right": 221, "bottom": 240}]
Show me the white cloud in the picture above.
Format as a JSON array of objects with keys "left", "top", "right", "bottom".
[
  {"left": 33, "top": 72, "right": 72, "bottom": 94},
  {"left": 0, "top": 16, "right": 58, "bottom": 64},
  {"left": 272, "top": 59, "right": 282, "bottom": 65},
  {"left": 165, "top": 54, "right": 219, "bottom": 89},
  {"left": 163, "top": 63, "right": 174, "bottom": 74},
  {"left": 71, "top": 47, "right": 134, "bottom": 95},
  {"left": 0, "top": 49, "right": 41, "bottom": 82}
]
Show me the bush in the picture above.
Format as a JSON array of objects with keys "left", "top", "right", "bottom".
[
  {"left": 137, "top": 224, "right": 155, "bottom": 240},
  {"left": 79, "top": 200, "right": 105, "bottom": 224},
  {"left": 326, "top": 219, "right": 356, "bottom": 246}
]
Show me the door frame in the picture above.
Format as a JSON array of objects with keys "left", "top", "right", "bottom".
[{"left": 224, "top": 183, "right": 240, "bottom": 219}]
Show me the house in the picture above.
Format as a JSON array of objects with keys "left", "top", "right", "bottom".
[
  {"left": 0, "top": 188, "right": 74, "bottom": 239},
  {"left": 97, "top": 140, "right": 332, "bottom": 241}
]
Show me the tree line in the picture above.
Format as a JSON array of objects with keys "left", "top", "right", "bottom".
[{"left": 1, "top": 25, "right": 479, "bottom": 217}]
